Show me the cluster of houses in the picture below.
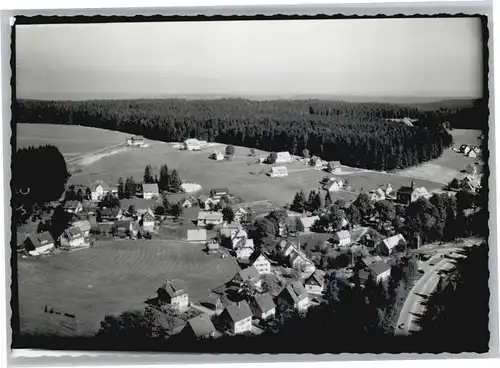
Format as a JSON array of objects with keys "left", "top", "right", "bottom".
[
  {"left": 455, "top": 144, "right": 481, "bottom": 158},
  {"left": 155, "top": 261, "right": 327, "bottom": 338},
  {"left": 91, "top": 180, "right": 160, "bottom": 201}
]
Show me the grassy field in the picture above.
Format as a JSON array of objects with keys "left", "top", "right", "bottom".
[
  {"left": 17, "top": 239, "right": 238, "bottom": 337},
  {"left": 16, "top": 123, "right": 133, "bottom": 159},
  {"left": 17, "top": 124, "right": 450, "bottom": 206},
  {"left": 395, "top": 129, "right": 483, "bottom": 184}
]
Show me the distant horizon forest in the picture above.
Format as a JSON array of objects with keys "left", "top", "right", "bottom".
[{"left": 15, "top": 98, "right": 487, "bottom": 171}]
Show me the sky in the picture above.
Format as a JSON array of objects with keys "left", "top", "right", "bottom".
[{"left": 16, "top": 18, "right": 484, "bottom": 101}]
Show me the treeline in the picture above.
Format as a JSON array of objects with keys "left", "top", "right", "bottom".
[{"left": 15, "top": 98, "right": 485, "bottom": 171}]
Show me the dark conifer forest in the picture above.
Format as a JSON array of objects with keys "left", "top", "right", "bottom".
[{"left": 16, "top": 98, "right": 487, "bottom": 171}]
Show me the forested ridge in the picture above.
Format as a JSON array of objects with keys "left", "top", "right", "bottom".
[{"left": 16, "top": 98, "right": 486, "bottom": 171}]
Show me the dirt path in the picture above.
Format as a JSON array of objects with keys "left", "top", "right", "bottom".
[{"left": 66, "top": 143, "right": 125, "bottom": 165}]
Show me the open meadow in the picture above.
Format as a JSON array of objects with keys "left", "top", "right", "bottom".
[
  {"left": 17, "top": 123, "right": 450, "bottom": 207},
  {"left": 394, "top": 129, "right": 483, "bottom": 184},
  {"left": 17, "top": 239, "right": 238, "bottom": 337}
]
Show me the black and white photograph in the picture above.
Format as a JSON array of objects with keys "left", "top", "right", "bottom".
[{"left": 10, "top": 14, "right": 491, "bottom": 354}]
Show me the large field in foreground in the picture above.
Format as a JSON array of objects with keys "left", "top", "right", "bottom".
[{"left": 17, "top": 240, "right": 238, "bottom": 337}]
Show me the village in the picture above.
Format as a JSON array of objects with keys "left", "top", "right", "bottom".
[{"left": 15, "top": 132, "right": 485, "bottom": 340}]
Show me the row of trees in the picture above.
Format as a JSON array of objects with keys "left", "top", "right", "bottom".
[
  {"left": 16, "top": 98, "right": 480, "bottom": 171},
  {"left": 144, "top": 164, "right": 182, "bottom": 193}
]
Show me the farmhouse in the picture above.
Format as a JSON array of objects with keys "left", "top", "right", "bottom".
[
  {"left": 310, "top": 156, "right": 324, "bottom": 170},
  {"left": 397, "top": 181, "right": 415, "bottom": 204},
  {"left": 210, "top": 188, "right": 229, "bottom": 200},
  {"left": 304, "top": 269, "right": 326, "bottom": 295},
  {"left": 235, "top": 239, "right": 255, "bottom": 261},
  {"left": 360, "top": 255, "right": 383, "bottom": 268},
  {"left": 142, "top": 183, "right": 159, "bottom": 199},
  {"left": 359, "top": 261, "right": 391, "bottom": 284},
  {"left": 157, "top": 278, "right": 189, "bottom": 311},
  {"left": 197, "top": 211, "right": 224, "bottom": 227},
  {"left": 327, "top": 161, "right": 342, "bottom": 173},
  {"left": 267, "top": 151, "right": 293, "bottom": 164},
  {"left": 113, "top": 220, "right": 139, "bottom": 237},
  {"left": 231, "top": 229, "right": 249, "bottom": 249},
  {"left": 99, "top": 207, "right": 123, "bottom": 222},
  {"left": 279, "top": 241, "right": 316, "bottom": 273},
  {"left": 219, "top": 222, "right": 242, "bottom": 239},
  {"left": 210, "top": 151, "right": 224, "bottom": 161},
  {"left": 463, "top": 145, "right": 472, "bottom": 155},
  {"left": 231, "top": 266, "right": 262, "bottom": 289},
  {"left": 324, "top": 178, "right": 344, "bottom": 192},
  {"left": 249, "top": 293, "right": 276, "bottom": 320},
  {"left": 221, "top": 301, "right": 253, "bottom": 335},
  {"left": 64, "top": 200, "right": 83, "bottom": 214},
  {"left": 184, "top": 138, "right": 202, "bottom": 151},
  {"left": 297, "top": 216, "right": 320, "bottom": 232},
  {"left": 331, "top": 230, "right": 351, "bottom": 247},
  {"left": 468, "top": 150, "right": 477, "bottom": 158},
  {"left": 140, "top": 209, "right": 156, "bottom": 231},
  {"left": 233, "top": 207, "right": 250, "bottom": 224},
  {"left": 369, "top": 188, "right": 386, "bottom": 202},
  {"left": 72, "top": 220, "right": 91, "bottom": 237},
  {"left": 377, "top": 234, "right": 405, "bottom": 256},
  {"left": 60, "top": 227, "right": 85, "bottom": 248},
  {"left": 277, "top": 282, "right": 310, "bottom": 312},
  {"left": 249, "top": 250, "right": 272, "bottom": 275},
  {"left": 411, "top": 187, "right": 432, "bottom": 202},
  {"left": 126, "top": 136, "right": 144, "bottom": 146},
  {"left": 269, "top": 166, "right": 288, "bottom": 178},
  {"left": 461, "top": 175, "right": 481, "bottom": 192},
  {"left": 90, "top": 180, "right": 110, "bottom": 201},
  {"left": 198, "top": 195, "right": 216, "bottom": 210},
  {"left": 187, "top": 229, "right": 208, "bottom": 243},
  {"left": 23, "top": 232, "right": 55, "bottom": 254},
  {"left": 205, "top": 294, "right": 230, "bottom": 316},
  {"left": 182, "top": 314, "right": 216, "bottom": 339},
  {"left": 181, "top": 199, "right": 193, "bottom": 208}
]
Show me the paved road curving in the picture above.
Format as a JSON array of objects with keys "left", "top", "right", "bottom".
[{"left": 395, "top": 238, "right": 483, "bottom": 336}]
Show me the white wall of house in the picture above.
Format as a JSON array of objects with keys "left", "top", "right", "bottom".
[
  {"left": 253, "top": 258, "right": 271, "bottom": 274},
  {"left": 143, "top": 192, "right": 156, "bottom": 200},
  {"left": 171, "top": 294, "right": 189, "bottom": 310},
  {"left": 376, "top": 270, "right": 391, "bottom": 283},
  {"left": 37, "top": 243, "right": 54, "bottom": 254},
  {"left": 232, "top": 316, "right": 252, "bottom": 334},
  {"left": 91, "top": 186, "right": 105, "bottom": 201},
  {"left": 337, "top": 237, "right": 350, "bottom": 246},
  {"left": 305, "top": 284, "right": 323, "bottom": 295},
  {"left": 261, "top": 308, "right": 276, "bottom": 320},
  {"left": 296, "top": 297, "right": 310, "bottom": 311},
  {"left": 142, "top": 220, "right": 155, "bottom": 232}
]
